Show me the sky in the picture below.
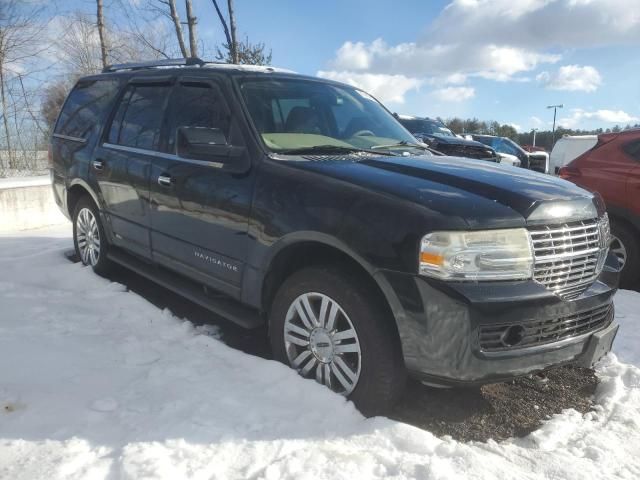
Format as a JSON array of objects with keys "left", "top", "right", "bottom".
[{"left": 52, "top": 0, "right": 640, "bottom": 133}]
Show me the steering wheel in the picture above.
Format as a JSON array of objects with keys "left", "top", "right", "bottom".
[{"left": 351, "top": 130, "right": 375, "bottom": 137}]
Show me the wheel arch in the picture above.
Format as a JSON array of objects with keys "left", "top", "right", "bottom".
[
  {"left": 259, "top": 234, "right": 406, "bottom": 350},
  {"left": 66, "top": 179, "right": 100, "bottom": 218}
]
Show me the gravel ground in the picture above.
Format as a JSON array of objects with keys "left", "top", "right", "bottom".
[
  {"left": 86, "top": 257, "right": 601, "bottom": 443},
  {"left": 390, "top": 366, "right": 598, "bottom": 442}
]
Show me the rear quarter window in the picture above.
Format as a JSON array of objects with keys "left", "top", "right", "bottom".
[{"left": 55, "top": 79, "right": 120, "bottom": 140}]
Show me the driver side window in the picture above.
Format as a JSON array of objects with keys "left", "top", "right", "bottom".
[{"left": 168, "top": 83, "right": 231, "bottom": 160}]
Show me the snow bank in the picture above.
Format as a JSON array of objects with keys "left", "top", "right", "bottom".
[
  {"left": 0, "top": 225, "right": 639, "bottom": 480},
  {"left": 0, "top": 176, "right": 68, "bottom": 233}
]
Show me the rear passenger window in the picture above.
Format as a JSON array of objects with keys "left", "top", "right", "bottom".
[
  {"left": 55, "top": 79, "right": 119, "bottom": 140},
  {"left": 623, "top": 140, "right": 640, "bottom": 161},
  {"left": 108, "top": 84, "right": 170, "bottom": 151}
]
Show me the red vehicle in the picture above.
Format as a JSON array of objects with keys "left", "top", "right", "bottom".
[{"left": 559, "top": 129, "right": 640, "bottom": 286}]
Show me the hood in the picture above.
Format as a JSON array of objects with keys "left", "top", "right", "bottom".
[
  {"left": 291, "top": 154, "right": 596, "bottom": 229},
  {"left": 420, "top": 134, "right": 487, "bottom": 148},
  {"left": 497, "top": 152, "right": 521, "bottom": 166}
]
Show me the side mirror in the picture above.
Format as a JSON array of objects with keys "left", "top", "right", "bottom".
[{"left": 177, "top": 126, "right": 250, "bottom": 174}]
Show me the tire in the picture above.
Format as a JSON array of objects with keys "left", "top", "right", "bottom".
[
  {"left": 73, "top": 196, "right": 111, "bottom": 274},
  {"left": 269, "top": 266, "right": 406, "bottom": 416},
  {"left": 610, "top": 219, "right": 639, "bottom": 287}
]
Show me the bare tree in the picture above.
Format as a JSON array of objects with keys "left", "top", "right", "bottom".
[
  {"left": 210, "top": 0, "right": 234, "bottom": 62},
  {"left": 54, "top": 13, "right": 104, "bottom": 75},
  {"left": 96, "top": 0, "right": 108, "bottom": 68},
  {"left": 158, "top": 0, "right": 188, "bottom": 58},
  {"left": 0, "top": 0, "right": 47, "bottom": 172},
  {"left": 113, "top": 0, "right": 175, "bottom": 60},
  {"left": 185, "top": 0, "right": 198, "bottom": 58}
]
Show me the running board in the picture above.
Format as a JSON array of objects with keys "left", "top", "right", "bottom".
[{"left": 107, "top": 249, "right": 263, "bottom": 329}]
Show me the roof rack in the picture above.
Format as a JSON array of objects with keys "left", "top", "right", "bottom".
[{"left": 102, "top": 57, "right": 205, "bottom": 73}]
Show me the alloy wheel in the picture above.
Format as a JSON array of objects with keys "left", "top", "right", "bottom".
[
  {"left": 76, "top": 207, "right": 101, "bottom": 267},
  {"left": 610, "top": 234, "right": 627, "bottom": 269},
  {"left": 284, "top": 292, "right": 361, "bottom": 395}
]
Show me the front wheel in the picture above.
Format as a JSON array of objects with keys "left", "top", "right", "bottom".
[
  {"left": 73, "top": 197, "right": 111, "bottom": 274},
  {"left": 269, "top": 266, "right": 406, "bottom": 416}
]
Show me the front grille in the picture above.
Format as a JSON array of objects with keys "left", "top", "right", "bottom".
[
  {"left": 529, "top": 218, "right": 605, "bottom": 299},
  {"left": 528, "top": 153, "right": 548, "bottom": 173},
  {"left": 479, "top": 303, "right": 613, "bottom": 352}
]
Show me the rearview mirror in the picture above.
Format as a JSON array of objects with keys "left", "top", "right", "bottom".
[{"left": 177, "top": 126, "right": 250, "bottom": 174}]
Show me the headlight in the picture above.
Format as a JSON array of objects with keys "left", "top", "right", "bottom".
[
  {"left": 600, "top": 212, "right": 611, "bottom": 246},
  {"left": 419, "top": 229, "right": 534, "bottom": 281}
]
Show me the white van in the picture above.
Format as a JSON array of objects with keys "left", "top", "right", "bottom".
[{"left": 549, "top": 135, "right": 598, "bottom": 174}]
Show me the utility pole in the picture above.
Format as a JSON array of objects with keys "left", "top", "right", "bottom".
[
  {"left": 547, "top": 104, "right": 563, "bottom": 147},
  {"left": 185, "top": 0, "right": 198, "bottom": 58},
  {"left": 531, "top": 128, "right": 538, "bottom": 147}
]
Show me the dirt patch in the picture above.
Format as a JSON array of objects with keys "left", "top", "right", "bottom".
[{"left": 390, "top": 365, "right": 599, "bottom": 442}]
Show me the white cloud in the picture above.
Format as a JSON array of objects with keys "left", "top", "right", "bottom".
[
  {"left": 537, "top": 65, "right": 602, "bottom": 92},
  {"left": 316, "top": 71, "right": 423, "bottom": 104},
  {"left": 559, "top": 108, "right": 640, "bottom": 128},
  {"left": 328, "top": 38, "right": 559, "bottom": 83},
  {"left": 323, "top": 0, "right": 640, "bottom": 97},
  {"left": 432, "top": 86, "right": 475, "bottom": 102},
  {"left": 429, "top": 0, "right": 640, "bottom": 49},
  {"left": 508, "top": 122, "right": 523, "bottom": 132}
]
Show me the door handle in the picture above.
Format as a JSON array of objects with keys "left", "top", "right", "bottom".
[
  {"left": 93, "top": 159, "right": 104, "bottom": 170},
  {"left": 157, "top": 174, "right": 173, "bottom": 187}
]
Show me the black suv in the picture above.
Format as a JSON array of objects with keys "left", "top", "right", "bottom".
[
  {"left": 398, "top": 115, "right": 499, "bottom": 162},
  {"left": 50, "top": 58, "right": 620, "bottom": 415}
]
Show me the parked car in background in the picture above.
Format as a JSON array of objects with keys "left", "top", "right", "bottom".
[
  {"left": 522, "top": 145, "right": 547, "bottom": 153},
  {"left": 398, "top": 116, "right": 499, "bottom": 163},
  {"left": 469, "top": 134, "right": 549, "bottom": 173},
  {"left": 50, "top": 58, "right": 620, "bottom": 416},
  {"left": 551, "top": 135, "right": 598, "bottom": 175},
  {"left": 559, "top": 129, "right": 640, "bottom": 286}
]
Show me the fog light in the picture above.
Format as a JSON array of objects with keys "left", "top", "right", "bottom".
[{"left": 502, "top": 325, "right": 525, "bottom": 347}]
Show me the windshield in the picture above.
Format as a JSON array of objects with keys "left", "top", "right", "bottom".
[
  {"left": 239, "top": 78, "right": 421, "bottom": 153},
  {"left": 475, "top": 136, "right": 524, "bottom": 157},
  {"left": 400, "top": 119, "right": 455, "bottom": 138},
  {"left": 502, "top": 137, "right": 526, "bottom": 156}
]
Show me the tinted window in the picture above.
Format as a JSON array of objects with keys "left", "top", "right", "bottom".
[
  {"left": 400, "top": 119, "right": 454, "bottom": 137},
  {"left": 623, "top": 139, "right": 640, "bottom": 160},
  {"left": 108, "top": 84, "right": 170, "bottom": 151},
  {"left": 55, "top": 79, "right": 119, "bottom": 139},
  {"left": 168, "top": 83, "right": 230, "bottom": 155},
  {"left": 473, "top": 136, "right": 496, "bottom": 148}
]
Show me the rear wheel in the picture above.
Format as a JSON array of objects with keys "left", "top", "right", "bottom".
[
  {"left": 73, "top": 197, "right": 111, "bottom": 274},
  {"left": 269, "top": 266, "right": 406, "bottom": 416},
  {"left": 610, "top": 219, "right": 639, "bottom": 287}
]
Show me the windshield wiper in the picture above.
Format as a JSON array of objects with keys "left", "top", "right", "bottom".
[
  {"left": 370, "top": 141, "right": 425, "bottom": 150},
  {"left": 277, "top": 145, "right": 397, "bottom": 156}
]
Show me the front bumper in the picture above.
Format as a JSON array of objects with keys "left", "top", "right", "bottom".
[{"left": 378, "top": 252, "right": 620, "bottom": 386}]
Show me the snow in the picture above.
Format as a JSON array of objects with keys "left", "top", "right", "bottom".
[
  {"left": 0, "top": 175, "right": 51, "bottom": 190},
  {"left": 1, "top": 224, "right": 639, "bottom": 480}
]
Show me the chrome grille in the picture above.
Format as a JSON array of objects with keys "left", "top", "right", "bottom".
[
  {"left": 529, "top": 218, "right": 606, "bottom": 299},
  {"left": 479, "top": 303, "right": 613, "bottom": 352}
]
